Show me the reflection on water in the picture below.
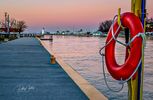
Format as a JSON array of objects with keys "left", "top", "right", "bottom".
[{"left": 44, "top": 35, "right": 153, "bottom": 100}]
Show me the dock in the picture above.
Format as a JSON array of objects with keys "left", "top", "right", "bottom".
[{"left": 0, "top": 37, "right": 107, "bottom": 100}]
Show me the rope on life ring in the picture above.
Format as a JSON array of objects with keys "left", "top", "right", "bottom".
[
  {"left": 99, "top": 12, "right": 146, "bottom": 92},
  {"left": 105, "top": 12, "right": 143, "bottom": 80}
]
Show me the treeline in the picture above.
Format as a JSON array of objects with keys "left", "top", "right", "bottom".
[
  {"left": 146, "top": 18, "right": 153, "bottom": 32},
  {"left": 0, "top": 12, "right": 27, "bottom": 34},
  {"left": 98, "top": 20, "right": 112, "bottom": 32},
  {"left": 98, "top": 18, "right": 153, "bottom": 33}
]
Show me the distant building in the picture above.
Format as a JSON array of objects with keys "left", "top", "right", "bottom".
[
  {"left": 146, "top": 18, "right": 153, "bottom": 32},
  {"left": 92, "top": 31, "right": 102, "bottom": 36}
]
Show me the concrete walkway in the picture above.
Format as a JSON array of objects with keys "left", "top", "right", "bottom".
[{"left": 0, "top": 38, "right": 88, "bottom": 100}]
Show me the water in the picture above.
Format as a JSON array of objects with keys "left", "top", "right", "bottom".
[{"left": 43, "top": 35, "right": 153, "bottom": 100}]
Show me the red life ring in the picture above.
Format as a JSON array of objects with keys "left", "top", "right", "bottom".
[{"left": 105, "top": 12, "right": 144, "bottom": 80}]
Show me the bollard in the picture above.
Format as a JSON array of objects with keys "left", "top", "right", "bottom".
[{"left": 50, "top": 55, "right": 56, "bottom": 64}]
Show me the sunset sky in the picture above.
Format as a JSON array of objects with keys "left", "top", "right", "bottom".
[{"left": 0, "top": 0, "right": 153, "bottom": 32}]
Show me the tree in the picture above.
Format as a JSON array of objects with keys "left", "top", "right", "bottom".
[
  {"left": 98, "top": 20, "right": 112, "bottom": 32},
  {"left": 0, "top": 12, "right": 27, "bottom": 33},
  {"left": 56, "top": 31, "right": 60, "bottom": 34},
  {"left": 78, "top": 29, "right": 83, "bottom": 32},
  {"left": 0, "top": 19, "right": 6, "bottom": 28},
  {"left": 0, "top": 21, "right": 3, "bottom": 28},
  {"left": 16, "top": 21, "right": 27, "bottom": 34},
  {"left": 10, "top": 18, "right": 17, "bottom": 28},
  {"left": 66, "top": 30, "right": 70, "bottom": 33}
]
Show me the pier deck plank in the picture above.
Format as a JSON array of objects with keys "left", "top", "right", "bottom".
[{"left": 0, "top": 38, "right": 88, "bottom": 100}]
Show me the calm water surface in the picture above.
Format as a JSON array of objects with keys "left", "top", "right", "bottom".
[{"left": 44, "top": 35, "right": 153, "bottom": 100}]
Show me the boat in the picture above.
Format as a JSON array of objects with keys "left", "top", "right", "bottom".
[{"left": 40, "top": 34, "right": 53, "bottom": 41}]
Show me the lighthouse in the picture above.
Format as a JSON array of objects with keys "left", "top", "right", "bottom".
[{"left": 41, "top": 27, "right": 45, "bottom": 35}]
